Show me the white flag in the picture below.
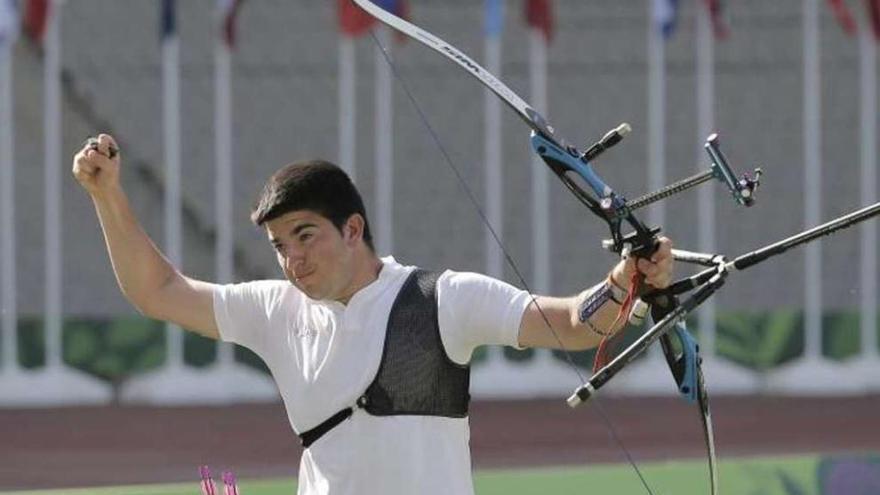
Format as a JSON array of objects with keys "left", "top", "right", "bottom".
[{"left": 0, "top": 0, "right": 19, "bottom": 45}]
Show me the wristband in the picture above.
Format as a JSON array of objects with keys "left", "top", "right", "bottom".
[
  {"left": 605, "top": 273, "right": 628, "bottom": 304},
  {"left": 578, "top": 281, "right": 618, "bottom": 324}
]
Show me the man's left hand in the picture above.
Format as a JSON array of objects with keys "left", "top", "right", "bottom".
[{"left": 611, "top": 237, "right": 674, "bottom": 290}]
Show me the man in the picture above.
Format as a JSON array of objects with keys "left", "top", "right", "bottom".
[{"left": 72, "top": 134, "right": 674, "bottom": 495}]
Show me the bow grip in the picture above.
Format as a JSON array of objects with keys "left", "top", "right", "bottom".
[{"left": 650, "top": 296, "right": 700, "bottom": 403}]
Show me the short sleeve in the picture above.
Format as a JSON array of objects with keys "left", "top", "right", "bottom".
[
  {"left": 436, "top": 270, "right": 533, "bottom": 365},
  {"left": 213, "top": 280, "right": 290, "bottom": 357}
]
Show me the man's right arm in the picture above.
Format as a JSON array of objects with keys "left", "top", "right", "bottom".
[{"left": 73, "top": 134, "right": 220, "bottom": 340}]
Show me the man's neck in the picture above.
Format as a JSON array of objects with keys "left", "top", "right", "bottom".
[{"left": 336, "top": 254, "right": 383, "bottom": 305}]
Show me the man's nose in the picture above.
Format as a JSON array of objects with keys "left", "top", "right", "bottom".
[{"left": 284, "top": 245, "right": 306, "bottom": 267}]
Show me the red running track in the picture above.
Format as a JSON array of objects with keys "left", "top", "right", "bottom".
[{"left": 1, "top": 396, "right": 878, "bottom": 490}]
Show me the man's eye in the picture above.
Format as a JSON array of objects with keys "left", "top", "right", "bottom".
[{"left": 299, "top": 233, "right": 313, "bottom": 243}]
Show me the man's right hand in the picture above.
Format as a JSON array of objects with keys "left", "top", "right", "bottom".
[{"left": 72, "top": 133, "right": 121, "bottom": 196}]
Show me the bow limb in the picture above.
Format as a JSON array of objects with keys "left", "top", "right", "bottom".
[
  {"left": 349, "top": 0, "right": 558, "bottom": 143},
  {"left": 698, "top": 367, "right": 720, "bottom": 495},
  {"left": 651, "top": 296, "right": 718, "bottom": 495}
]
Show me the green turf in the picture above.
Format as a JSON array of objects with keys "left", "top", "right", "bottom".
[
  {"left": 1, "top": 454, "right": 862, "bottom": 495},
  {"left": 474, "top": 455, "right": 820, "bottom": 495},
  {"left": 1, "top": 477, "right": 294, "bottom": 495}
]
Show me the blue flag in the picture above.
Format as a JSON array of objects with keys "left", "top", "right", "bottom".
[
  {"left": 374, "top": 0, "right": 403, "bottom": 15},
  {"left": 161, "top": 0, "right": 176, "bottom": 40},
  {"left": 653, "top": 0, "right": 679, "bottom": 39},
  {"left": 0, "top": 0, "right": 19, "bottom": 45},
  {"left": 485, "top": 0, "right": 503, "bottom": 38}
]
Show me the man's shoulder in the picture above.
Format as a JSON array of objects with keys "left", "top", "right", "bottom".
[
  {"left": 236, "top": 278, "right": 293, "bottom": 291},
  {"left": 436, "top": 269, "right": 528, "bottom": 304},
  {"left": 221, "top": 279, "right": 297, "bottom": 304},
  {"left": 436, "top": 269, "right": 501, "bottom": 288},
  {"left": 387, "top": 260, "right": 524, "bottom": 303}
]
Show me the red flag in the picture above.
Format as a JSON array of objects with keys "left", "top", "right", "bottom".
[
  {"left": 338, "top": 0, "right": 377, "bottom": 37},
  {"left": 219, "top": 0, "right": 244, "bottom": 48},
  {"left": 701, "top": 0, "right": 729, "bottom": 39},
  {"left": 866, "top": 0, "right": 880, "bottom": 40},
  {"left": 23, "top": 0, "right": 48, "bottom": 42},
  {"left": 826, "top": 0, "right": 857, "bottom": 35},
  {"left": 524, "top": 0, "right": 553, "bottom": 41},
  {"left": 338, "top": 0, "right": 409, "bottom": 43}
]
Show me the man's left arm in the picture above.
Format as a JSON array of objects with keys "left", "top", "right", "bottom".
[{"left": 517, "top": 237, "right": 674, "bottom": 350}]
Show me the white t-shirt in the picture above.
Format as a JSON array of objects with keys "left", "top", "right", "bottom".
[{"left": 213, "top": 256, "right": 532, "bottom": 495}]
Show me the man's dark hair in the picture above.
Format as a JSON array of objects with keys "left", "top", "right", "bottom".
[{"left": 251, "top": 160, "right": 373, "bottom": 251}]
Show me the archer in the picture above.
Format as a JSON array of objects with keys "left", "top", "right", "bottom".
[{"left": 72, "top": 134, "right": 674, "bottom": 495}]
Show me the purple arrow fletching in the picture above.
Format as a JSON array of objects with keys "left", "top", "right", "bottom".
[
  {"left": 222, "top": 471, "right": 239, "bottom": 495},
  {"left": 199, "top": 466, "right": 217, "bottom": 495}
]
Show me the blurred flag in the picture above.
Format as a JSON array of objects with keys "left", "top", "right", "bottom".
[
  {"left": 161, "top": 0, "right": 175, "bottom": 40},
  {"left": 23, "top": 0, "right": 48, "bottom": 42},
  {"left": 867, "top": 0, "right": 880, "bottom": 40},
  {"left": 337, "top": 0, "right": 408, "bottom": 41},
  {"left": 826, "top": 0, "right": 857, "bottom": 35},
  {"left": 0, "top": 0, "right": 19, "bottom": 45},
  {"left": 526, "top": 0, "right": 551, "bottom": 289},
  {"left": 700, "top": 0, "right": 729, "bottom": 39},
  {"left": 338, "top": 0, "right": 375, "bottom": 36},
  {"left": 652, "top": 0, "right": 679, "bottom": 39},
  {"left": 377, "top": 0, "right": 409, "bottom": 42},
  {"left": 375, "top": 0, "right": 407, "bottom": 19},
  {"left": 524, "top": 0, "right": 553, "bottom": 41},
  {"left": 218, "top": 0, "right": 243, "bottom": 48},
  {"left": 485, "top": 0, "right": 503, "bottom": 38}
]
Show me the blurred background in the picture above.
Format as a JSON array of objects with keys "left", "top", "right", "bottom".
[{"left": 0, "top": 0, "right": 879, "bottom": 493}]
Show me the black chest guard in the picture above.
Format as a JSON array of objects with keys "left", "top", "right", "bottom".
[
  {"left": 298, "top": 269, "right": 471, "bottom": 448},
  {"left": 358, "top": 269, "right": 471, "bottom": 417}
]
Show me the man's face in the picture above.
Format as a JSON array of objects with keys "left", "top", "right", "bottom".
[{"left": 265, "top": 210, "right": 356, "bottom": 302}]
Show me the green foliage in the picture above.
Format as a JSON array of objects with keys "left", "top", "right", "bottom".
[
  {"left": 183, "top": 331, "right": 217, "bottom": 367},
  {"left": 17, "top": 317, "right": 45, "bottom": 368},
  {"left": 11, "top": 315, "right": 274, "bottom": 381},
  {"left": 62, "top": 317, "right": 165, "bottom": 381},
  {"left": 715, "top": 310, "right": 802, "bottom": 370},
  {"left": 63, "top": 318, "right": 107, "bottom": 378},
  {"left": 235, "top": 344, "right": 271, "bottom": 375},
  {"left": 822, "top": 311, "right": 860, "bottom": 361},
  {"left": 5, "top": 310, "right": 875, "bottom": 381},
  {"left": 104, "top": 317, "right": 165, "bottom": 375}
]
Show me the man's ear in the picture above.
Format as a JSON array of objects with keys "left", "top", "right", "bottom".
[{"left": 344, "top": 214, "right": 365, "bottom": 245}]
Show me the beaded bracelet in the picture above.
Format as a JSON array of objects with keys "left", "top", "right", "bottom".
[{"left": 583, "top": 312, "right": 616, "bottom": 337}]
